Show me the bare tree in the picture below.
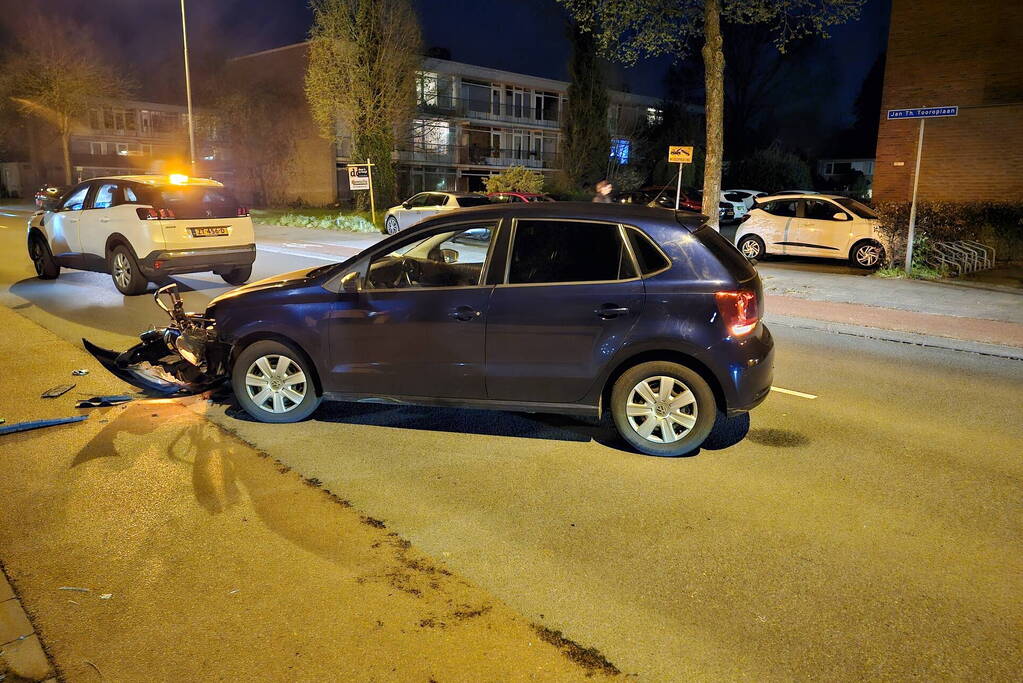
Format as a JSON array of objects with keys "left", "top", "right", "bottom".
[
  {"left": 305, "top": 0, "right": 422, "bottom": 206},
  {"left": 559, "top": 0, "right": 863, "bottom": 229},
  {"left": 0, "top": 14, "right": 128, "bottom": 185}
]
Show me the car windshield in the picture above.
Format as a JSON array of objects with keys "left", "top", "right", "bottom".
[
  {"left": 832, "top": 197, "right": 879, "bottom": 219},
  {"left": 154, "top": 185, "right": 240, "bottom": 219},
  {"left": 455, "top": 196, "right": 492, "bottom": 208}
]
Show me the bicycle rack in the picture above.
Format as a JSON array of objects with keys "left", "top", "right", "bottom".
[{"left": 923, "top": 239, "right": 997, "bottom": 276}]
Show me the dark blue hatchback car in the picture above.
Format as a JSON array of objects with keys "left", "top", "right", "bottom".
[{"left": 87, "top": 202, "right": 774, "bottom": 456}]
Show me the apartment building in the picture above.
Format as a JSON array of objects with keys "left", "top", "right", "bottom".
[
  {"left": 229, "top": 43, "right": 664, "bottom": 204},
  {"left": 1, "top": 98, "right": 218, "bottom": 196}
]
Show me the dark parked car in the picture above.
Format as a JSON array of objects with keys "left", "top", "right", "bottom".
[
  {"left": 87, "top": 202, "right": 774, "bottom": 456},
  {"left": 34, "top": 184, "right": 67, "bottom": 208}
]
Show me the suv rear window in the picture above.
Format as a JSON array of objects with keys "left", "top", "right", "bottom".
[
  {"left": 153, "top": 186, "right": 240, "bottom": 219},
  {"left": 455, "top": 196, "right": 492, "bottom": 208}
]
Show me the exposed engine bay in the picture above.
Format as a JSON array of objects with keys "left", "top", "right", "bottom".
[{"left": 84, "top": 284, "right": 227, "bottom": 395}]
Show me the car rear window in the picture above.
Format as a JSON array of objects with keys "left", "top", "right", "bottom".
[
  {"left": 693, "top": 225, "right": 757, "bottom": 282},
  {"left": 627, "top": 228, "right": 670, "bottom": 274},
  {"left": 455, "top": 196, "right": 492, "bottom": 208},
  {"left": 154, "top": 185, "right": 240, "bottom": 219}
]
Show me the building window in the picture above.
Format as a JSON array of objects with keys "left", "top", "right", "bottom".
[
  {"left": 610, "top": 138, "right": 631, "bottom": 164},
  {"left": 89, "top": 142, "right": 106, "bottom": 155},
  {"left": 646, "top": 107, "right": 663, "bottom": 125},
  {"left": 89, "top": 109, "right": 101, "bottom": 130},
  {"left": 103, "top": 108, "right": 115, "bottom": 129}
]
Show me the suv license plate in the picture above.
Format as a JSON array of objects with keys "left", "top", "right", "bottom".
[{"left": 190, "top": 227, "right": 229, "bottom": 237}]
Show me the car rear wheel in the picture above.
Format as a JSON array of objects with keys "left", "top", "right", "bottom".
[
  {"left": 232, "top": 340, "right": 321, "bottom": 423},
  {"left": 110, "top": 245, "right": 148, "bottom": 295},
  {"left": 850, "top": 240, "right": 884, "bottom": 269},
  {"left": 385, "top": 216, "right": 400, "bottom": 235},
  {"left": 737, "top": 235, "right": 765, "bottom": 261},
  {"left": 610, "top": 361, "right": 717, "bottom": 456},
  {"left": 220, "top": 265, "right": 252, "bottom": 286},
  {"left": 28, "top": 234, "right": 60, "bottom": 279}
]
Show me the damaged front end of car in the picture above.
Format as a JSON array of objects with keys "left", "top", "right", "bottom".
[{"left": 84, "top": 284, "right": 229, "bottom": 395}]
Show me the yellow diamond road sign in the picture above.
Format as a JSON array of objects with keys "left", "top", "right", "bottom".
[{"left": 668, "top": 146, "right": 693, "bottom": 163}]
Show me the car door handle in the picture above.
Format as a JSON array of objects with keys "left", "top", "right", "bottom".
[
  {"left": 595, "top": 305, "right": 630, "bottom": 319},
  {"left": 451, "top": 305, "right": 481, "bottom": 322},
  {"left": 99, "top": 217, "right": 110, "bottom": 223}
]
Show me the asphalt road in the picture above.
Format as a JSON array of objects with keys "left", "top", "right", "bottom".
[{"left": 2, "top": 205, "right": 1021, "bottom": 679}]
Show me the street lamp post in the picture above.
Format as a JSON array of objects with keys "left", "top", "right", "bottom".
[{"left": 180, "top": 0, "right": 196, "bottom": 170}]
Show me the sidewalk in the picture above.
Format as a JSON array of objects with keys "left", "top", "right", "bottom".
[{"left": 0, "top": 305, "right": 614, "bottom": 681}]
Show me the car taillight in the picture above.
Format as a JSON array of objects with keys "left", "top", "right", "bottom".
[
  {"left": 715, "top": 290, "right": 759, "bottom": 337},
  {"left": 237, "top": 207, "right": 249, "bottom": 217},
  {"left": 137, "top": 207, "right": 175, "bottom": 220}
]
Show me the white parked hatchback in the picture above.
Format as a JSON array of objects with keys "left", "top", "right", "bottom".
[
  {"left": 733, "top": 194, "right": 886, "bottom": 268},
  {"left": 27, "top": 174, "right": 255, "bottom": 294},
  {"left": 721, "top": 189, "right": 767, "bottom": 220},
  {"left": 382, "top": 192, "right": 492, "bottom": 234}
]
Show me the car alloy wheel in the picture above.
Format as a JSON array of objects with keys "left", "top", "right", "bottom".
[
  {"left": 626, "top": 375, "right": 698, "bottom": 444},
  {"left": 244, "top": 354, "right": 307, "bottom": 414},
  {"left": 386, "top": 216, "right": 400, "bottom": 235},
  {"left": 112, "top": 252, "right": 133, "bottom": 290},
  {"left": 738, "top": 236, "right": 764, "bottom": 260},
  {"left": 855, "top": 243, "right": 883, "bottom": 268}
]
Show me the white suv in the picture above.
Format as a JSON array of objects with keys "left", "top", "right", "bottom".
[
  {"left": 27, "top": 175, "right": 256, "bottom": 294},
  {"left": 382, "top": 192, "right": 492, "bottom": 234},
  {"left": 733, "top": 194, "right": 886, "bottom": 268}
]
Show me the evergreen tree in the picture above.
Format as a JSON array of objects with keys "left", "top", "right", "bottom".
[{"left": 562, "top": 24, "right": 610, "bottom": 190}]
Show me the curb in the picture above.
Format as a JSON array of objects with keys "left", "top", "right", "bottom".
[
  {"left": 767, "top": 313, "right": 1023, "bottom": 361},
  {"left": 0, "top": 565, "right": 57, "bottom": 682}
]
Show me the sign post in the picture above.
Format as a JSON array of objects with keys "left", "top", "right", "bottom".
[
  {"left": 347, "top": 159, "right": 376, "bottom": 226},
  {"left": 886, "top": 106, "right": 958, "bottom": 273},
  {"left": 667, "top": 146, "right": 694, "bottom": 211}
]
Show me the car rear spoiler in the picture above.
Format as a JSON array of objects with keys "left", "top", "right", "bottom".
[{"left": 674, "top": 211, "right": 710, "bottom": 232}]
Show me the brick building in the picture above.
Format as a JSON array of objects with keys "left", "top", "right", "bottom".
[{"left": 873, "top": 0, "right": 1023, "bottom": 203}]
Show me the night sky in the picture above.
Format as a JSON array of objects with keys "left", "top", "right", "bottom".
[{"left": 2, "top": 0, "right": 891, "bottom": 134}]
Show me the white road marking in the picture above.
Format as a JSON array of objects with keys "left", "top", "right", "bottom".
[
  {"left": 0, "top": 211, "right": 21, "bottom": 217},
  {"left": 770, "top": 386, "right": 818, "bottom": 399}
]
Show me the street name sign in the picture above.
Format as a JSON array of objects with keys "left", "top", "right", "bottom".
[
  {"left": 348, "top": 166, "right": 370, "bottom": 191},
  {"left": 887, "top": 106, "right": 958, "bottom": 120},
  {"left": 668, "top": 145, "right": 694, "bottom": 163}
]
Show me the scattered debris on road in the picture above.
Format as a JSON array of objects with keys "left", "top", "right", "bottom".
[
  {"left": 0, "top": 415, "right": 88, "bottom": 437},
  {"left": 99, "top": 594, "right": 112, "bottom": 600},
  {"left": 41, "top": 383, "right": 75, "bottom": 398},
  {"left": 57, "top": 586, "right": 91, "bottom": 593},
  {"left": 75, "top": 394, "right": 133, "bottom": 408},
  {"left": 71, "top": 368, "right": 90, "bottom": 376}
]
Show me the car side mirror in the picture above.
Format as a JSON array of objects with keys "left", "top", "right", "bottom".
[
  {"left": 402, "top": 202, "right": 411, "bottom": 210},
  {"left": 439, "top": 248, "right": 458, "bottom": 264},
  {"left": 42, "top": 199, "right": 60, "bottom": 212},
  {"left": 833, "top": 212, "right": 849, "bottom": 221},
  {"left": 339, "top": 271, "right": 362, "bottom": 294}
]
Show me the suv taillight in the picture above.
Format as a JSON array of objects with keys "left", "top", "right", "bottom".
[
  {"left": 237, "top": 207, "right": 249, "bottom": 217},
  {"left": 715, "top": 290, "right": 759, "bottom": 337},
  {"left": 136, "top": 207, "right": 176, "bottom": 220}
]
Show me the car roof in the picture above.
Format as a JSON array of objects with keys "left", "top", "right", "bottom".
[
  {"left": 756, "top": 193, "right": 847, "bottom": 202},
  {"left": 88, "top": 174, "right": 224, "bottom": 187},
  {"left": 412, "top": 199, "right": 708, "bottom": 232}
]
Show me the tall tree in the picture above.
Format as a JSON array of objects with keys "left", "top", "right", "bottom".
[
  {"left": 560, "top": 0, "right": 863, "bottom": 228},
  {"left": 562, "top": 24, "right": 610, "bottom": 190},
  {"left": 306, "top": 0, "right": 422, "bottom": 206},
  {"left": 0, "top": 14, "right": 127, "bottom": 184}
]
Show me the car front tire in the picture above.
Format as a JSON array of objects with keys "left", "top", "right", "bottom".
[
  {"left": 232, "top": 340, "right": 322, "bottom": 423},
  {"left": 28, "top": 234, "right": 60, "bottom": 279},
  {"left": 110, "top": 245, "right": 148, "bottom": 295},
  {"left": 737, "top": 234, "right": 765, "bottom": 261},
  {"left": 220, "top": 265, "right": 252, "bottom": 286},
  {"left": 610, "top": 361, "right": 717, "bottom": 457},
  {"left": 385, "top": 216, "right": 400, "bottom": 235}
]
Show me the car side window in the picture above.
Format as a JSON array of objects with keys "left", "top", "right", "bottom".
[
  {"left": 424, "top": 193, "right": 446, "bottom": 207},
  {"left": 61, "top": 184, "right": 90, "bottom": 211},
  {"left": 507, "top": 220, "right": 637, "bottom": 285},
  {"left": 762, "top": 200, "right": 798, "bottom": 217},
  {"left": 123, "top": 185, "right": 141, "bottom": 204},
  {"left": 366, "top": 223, "right": 495, "bottom": 290},
  {"left": 406, "top": 194, "right": 429, "bottom": 208},
  {"left": 91, "top": 182, "right": 120, "bottom": 210},
  {"left": 627, "top": 228, "right": 670, "bottom": 275},
  {"left": 805, "top": 199, "right": 846, "bottom": 221}
]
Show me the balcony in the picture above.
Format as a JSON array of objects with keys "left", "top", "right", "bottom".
[
  {"left": 416, "top": 96, "right": 561, "bottom": 129},
  {"left": 396, "top": 144, "right": 560, "bottom": 170}
]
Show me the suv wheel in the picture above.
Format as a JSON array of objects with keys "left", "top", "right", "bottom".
[
  {"left": 220, "top": 265, "right": 252, "bottom": 286},
  {"left": 850, "top": 240, "right": 884, "bottom": 269},
  {"left": 737, "top": 235, "right": 765, "bottom": 261},
  {"left": 610, "top": 361, "right": 717, "bottom": 456},
  {"left": 232, "top": 340, "right": 322, "bottom": 423},
  {"left": 385, "top": 216, "right": 400, "bottom": 235},
  {"left": 28, "top": 234, "right": 60, "bottom": 279},
  {"left": 110, "top": 245, "right": 148, "bottom": 295}
]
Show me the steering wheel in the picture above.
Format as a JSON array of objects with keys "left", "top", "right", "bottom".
[{"left": 398, "top": 257, "right": 422, "bottom": 287}]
